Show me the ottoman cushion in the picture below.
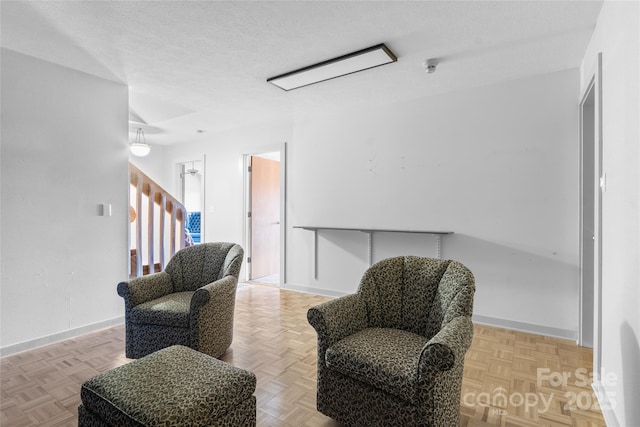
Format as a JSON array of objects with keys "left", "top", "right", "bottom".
[{"left": 80, "top": 345, "right": 256, "bottom": 426}]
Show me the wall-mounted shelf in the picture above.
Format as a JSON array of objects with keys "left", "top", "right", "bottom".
[{"left": 293, "top": 226, "right": 454, "bottom": 278}]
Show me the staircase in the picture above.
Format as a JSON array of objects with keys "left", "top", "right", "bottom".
[{"left": 129, "top": 162, "right": 187, "bottom": 278}]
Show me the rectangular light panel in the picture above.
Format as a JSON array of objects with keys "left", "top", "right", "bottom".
[{"left": 267, "top": 43, "right": 397, "bottom": 91}]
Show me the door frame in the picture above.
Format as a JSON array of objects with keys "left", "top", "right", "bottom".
[
  {"left": 578, "top": 77, "right": 596, "bottom": 349},
  {"left": 242, "top": 142, "right": 287, "bottom": 285},
  {"left": 578, "top": 54, "right": 603, "bottom": 375}
]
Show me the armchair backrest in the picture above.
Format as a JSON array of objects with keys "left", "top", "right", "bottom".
[
  {"left": 358, "top": 256, "right": 474, "bottom": 339},
  {"left": 165, "top": 242, "right": 244, "bottom": 292}
]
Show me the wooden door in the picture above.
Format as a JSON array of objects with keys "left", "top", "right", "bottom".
[{"left": 250, "top": 156, "right": 280, "bottom": 280}]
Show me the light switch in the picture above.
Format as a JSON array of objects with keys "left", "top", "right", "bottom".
[{"left": 99, "top": 203, "right": 112, "bottom": 216}]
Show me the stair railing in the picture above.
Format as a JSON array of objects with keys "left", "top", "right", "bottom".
[{"left": 129, "top": 162, "right": 187, "bottom": 277}]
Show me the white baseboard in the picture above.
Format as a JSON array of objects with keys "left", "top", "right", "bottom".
[
  {"left": 281, "top": 282, "right": 348, "bottom": 298},
  {"left": 592, "top": 380, "right": 620, "bottom": 426},
  {"left": 471, "top": 314, "right": 576, "bottom": 340},
  {"left": 0, "top": 316, "right": 124, "bottom": 357}
]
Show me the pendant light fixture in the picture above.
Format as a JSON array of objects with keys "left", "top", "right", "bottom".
[{"left": 130, "top": 128, "right": 151, "bottom": 157}]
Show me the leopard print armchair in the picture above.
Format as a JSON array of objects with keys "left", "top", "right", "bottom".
[
  {"left": 118, "top": 242, "right": 244, "bottom": 359},
  {"left": 307, "top": 256, "right": 475, "bottom": 427}
]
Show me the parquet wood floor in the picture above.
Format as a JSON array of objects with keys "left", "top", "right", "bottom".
[{"left": 1, "top": 283, "right": 606, "bottom": 426}]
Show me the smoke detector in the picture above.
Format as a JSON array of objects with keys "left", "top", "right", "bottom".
[{"left": 423, "top": 59, "right": 438, "bottom": 74}]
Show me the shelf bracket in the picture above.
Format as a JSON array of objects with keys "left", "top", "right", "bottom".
[
  {"left": 365, "top": 231, "right": 373, "bottom": 266},
  {"left": 312, "top": 229, "right": 318, "bottom": 279}
]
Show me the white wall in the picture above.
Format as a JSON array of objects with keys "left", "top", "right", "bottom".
[
  {"left": 0, "top": 49, "right": 129, "bottom": 354},
  {"left": 159, "top": 69, "right": 581, "bottom": 338},
  {"left": 287, "top": 69, "right": 580, "bottom": 337},
  {"left": 580, "top": 2, "right": 640, "bottom": 426}
]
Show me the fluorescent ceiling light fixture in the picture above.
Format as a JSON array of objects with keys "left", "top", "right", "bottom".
[{"left": 268, "top": 43, "right": 397, "bottom": 91}]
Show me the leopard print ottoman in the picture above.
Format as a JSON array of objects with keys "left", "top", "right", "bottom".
[{"left": 78, "top": 345, "right": 256, "bottom": 426}]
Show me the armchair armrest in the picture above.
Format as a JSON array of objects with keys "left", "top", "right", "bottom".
[
  {"left": 307, "top": 293, "right": 368, "bottom": 350},
  {"left": 117, "top": 272, "right": 173, "bottom": 307},
  {"left": 190, "top": 275, "right": 237, "bottom": 311},
  {"left": 419, "top": 315, "right": 474, "bottom": 372},
  {"left": 189, "top": 275, "right": 239, "bottom": 357}
]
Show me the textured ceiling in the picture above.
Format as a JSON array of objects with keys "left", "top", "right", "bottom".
[{"left": 1, "top": 1, "right": 603, "bottom": 145}]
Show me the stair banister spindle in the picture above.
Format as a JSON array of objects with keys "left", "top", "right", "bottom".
[{"left": 135, "top": 174, "right": 143, "bottom": 278}]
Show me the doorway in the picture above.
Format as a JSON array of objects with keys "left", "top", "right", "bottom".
[
  {"left": 580, "top": 80, "right": 596, "bottom": 348},
  {"left": 579, "top": 53, "right": 603, "bottom": 377},
  {"left": 245, "top": 152, "right": 282, "bottom": 284},
  {"left": 180, "top": 160, "right": 204, "bottom": 245}
]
